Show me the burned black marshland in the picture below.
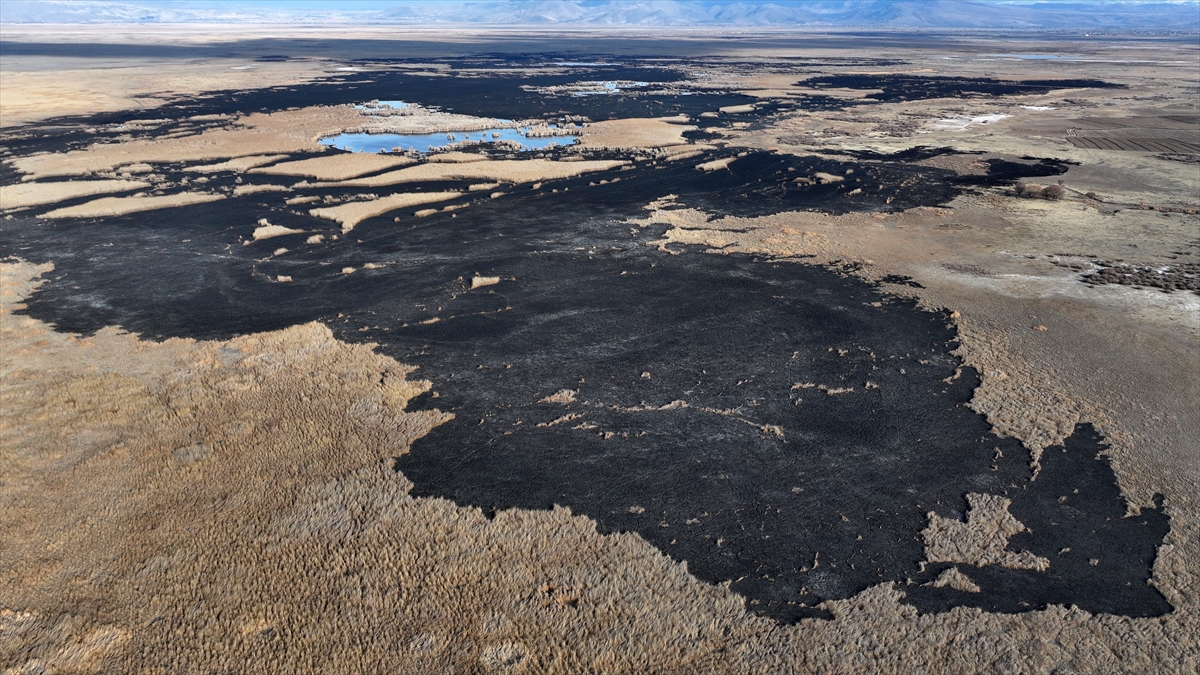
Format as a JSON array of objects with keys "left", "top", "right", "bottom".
[{"left": 0, "top": 54, "right": 1172, "bottom": 625}]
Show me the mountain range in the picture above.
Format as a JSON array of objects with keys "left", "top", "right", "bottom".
[{"left": 2, "top": 1, "right": 1198, "bottom": 29}]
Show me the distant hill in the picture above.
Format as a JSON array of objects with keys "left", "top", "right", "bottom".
[{"left": 3, "top": 0, "right": 1198, "bottom": 30}]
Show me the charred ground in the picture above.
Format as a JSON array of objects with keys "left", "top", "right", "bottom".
[{"left": 0, "top": 60, "right": 1167, "bottom": 624}]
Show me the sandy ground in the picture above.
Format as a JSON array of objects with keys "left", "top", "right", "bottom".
[{"left": 1, "top": 25, "right": 1198, "bottom": 674}]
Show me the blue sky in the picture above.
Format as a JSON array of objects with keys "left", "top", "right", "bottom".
[{"left": 3, "top": 1, "right": 1197, "bottom": 28}]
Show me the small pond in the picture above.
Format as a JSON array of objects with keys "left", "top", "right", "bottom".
[{"left": 320, "top": 127, "right": 577, "bottom": 153}]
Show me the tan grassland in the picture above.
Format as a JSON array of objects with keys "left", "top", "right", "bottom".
[
  {"left": 428, "top": 151, "right": 491, "bottom": 163},
  {"left": 308, "top": 159, "right": 628, "bottom": 189},
  {"left": 250, "top": 153, "right": 416, "bottom": 181},
  {"left": 11, "top": 97, "right": 540, "bottom": 184},
  {"left": 922, "top": 493, "right": 1051, "bottom": 571},
  {"left": 926, "top": 568, "right": 983, "bottom": 593},
  {"left": 661, "top": 143, "right": 716, "bottom": 162},
  {"left": 0, "top": 59, "right": 328, "bottom": 128},
  {"left": 308, "top": 191, "right": 462, "bottom": 232},
  {"left": 232, "top": 184, "right": 290, "bottom": 196},
  {"left": 0, "top": 179, "right": 150, "bottom": 210},
  {"left": 696, "top": 157, "right": 738, "bottom": 172},
  {"left": 252, "top": 223, "right": 304, "bottom": 241},
  {"left": 348, "top": 107, "right": 517, "bottom": 135},
  {"left": 38, "top": 192, "right": 225, "bottom": 218},
  {"left": 12, "top": 107, "right": 362, "bottom": 179},
  {"left": 577, "top": 118, "right": 696, "bottom": 149},
  {"left": 2, "top": 250, "right": 1196, "bottom": 674},
  {"left": 184, "top": 155, "right": 290, "bottom": 173}
]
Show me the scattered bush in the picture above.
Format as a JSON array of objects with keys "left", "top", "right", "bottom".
[{"left": 1042, "top": 184, "right": 1066, "bottom": 200}]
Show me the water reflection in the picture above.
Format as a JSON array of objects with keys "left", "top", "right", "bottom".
[{"left": 320, "top": 127, "right": 576, "bottom": 153}]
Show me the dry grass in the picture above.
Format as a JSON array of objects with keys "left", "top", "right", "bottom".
[
  {"left": 11, "top": 107, "right": 361, "bottom": 179},
  {"left": 308, "top": 159, "right": 627, "bottom": 189},
  {"left": 0, "top": 179, "right": 151, "bottom": 210},
  {"left": 232, "top": 184, "right": 291, "bottom": 196},
  {"left": 697, "top": 157, "right": 737, "bottom": 172},
  {"left": 308, "top": 191, "right": 462, "bottom": 232},
  {"left": 38, "top": 192, "right": 224, "bottom": 218},
  {"left": 925, "top": 568, "right": 982, "bottom": 593},
  {"left": 252, "top": 222, "right": 304, "bottom": 241},
  {"left": 577, "top": 118, "right": 696, "bottom": 150},
  {"left": 250, "top": 153, "right": 416, "bottom": 181},
  {"left": 3, "top": 202, "right": 1198, "bottom": 674},
  {"left": 428, "top": 151, "right": 491, "bottom": 163},
  {"left": 184, "top": 155, "right": 290, "bottom": 173},
  {"left": 922, "top": 493, "right": 1051, "bottom": 571},
  {"left": 0, "top": 44, "right": 331, "bottom": 128}
]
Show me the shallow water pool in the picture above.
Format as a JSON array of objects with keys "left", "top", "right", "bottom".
[{"left": 320, "top": 127, "right": 577, "bottom": 153}]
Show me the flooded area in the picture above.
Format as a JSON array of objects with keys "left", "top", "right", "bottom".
[
  {"left": 319, "top": 127, "right": 577, "bottom": 153},
  {"left": 354, "top": 100, "right": 411, "bottom": 110}
]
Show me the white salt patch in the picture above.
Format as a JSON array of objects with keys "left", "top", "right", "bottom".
[{"left": 927, "top": 114, "right": 1012, "bottom": 131}]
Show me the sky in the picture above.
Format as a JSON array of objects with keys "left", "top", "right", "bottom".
[{"left": 2, "top": 0, "right": 1198, "bottom": 28}]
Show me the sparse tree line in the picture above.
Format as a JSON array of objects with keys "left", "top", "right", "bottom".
[
  {"left": 1012, "top": 180, "right": 1066, "bottom": 200},
  {"left": 1010, "top": 180, "right": 1197, "bottom": 214}
]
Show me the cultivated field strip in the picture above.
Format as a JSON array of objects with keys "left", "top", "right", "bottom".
[{"left": 1067, "top": 135, "right": 1199, "bottom": 153}]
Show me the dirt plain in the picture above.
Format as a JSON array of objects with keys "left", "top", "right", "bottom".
[{"left": 0, "top": 25, "right": 1197, "bottom": 674}]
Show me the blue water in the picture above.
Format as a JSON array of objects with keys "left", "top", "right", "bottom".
[
  {"left": 355, "top": 100, "right": 411, "bottom": 110},
  {"left": 320, "top": 127, "right": 577, "bottom": 153},
  {"left": 990, "top": 54, "right": 1063, "bottom": 60},
  {"left": 572, "top": 81, "right": 650, "bottom": 96}
]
